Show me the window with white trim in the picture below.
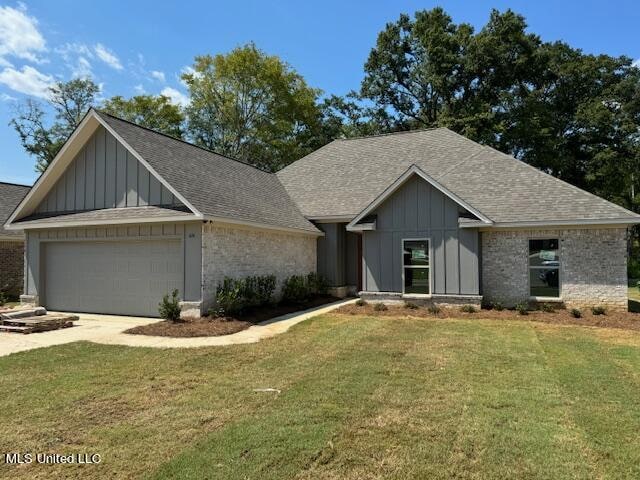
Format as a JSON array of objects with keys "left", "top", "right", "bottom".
[
  {"left": 529, "top": 239, "right": 560, "bottom": 298},
  {"left": 403, "top": 239, "right": 430, "bottom": 294}
]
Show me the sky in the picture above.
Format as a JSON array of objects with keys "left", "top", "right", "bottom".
[{"left": 0, "top": 0, "right": 638, "bottom": 186}]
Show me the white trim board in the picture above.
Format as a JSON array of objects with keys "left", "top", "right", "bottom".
[{"left": 346, "top": 164, "right": 493, "bottom": 231}]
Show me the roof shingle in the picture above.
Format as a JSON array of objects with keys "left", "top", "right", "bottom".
[
  {"left": 96, "top": 111, "right": 320, "bottom": 234},
  {"left": 0, "top": 182, "right": 30, "bottom": 237},
  {"left": 277, "top": 128, "right": 640, "bottom": 224}
]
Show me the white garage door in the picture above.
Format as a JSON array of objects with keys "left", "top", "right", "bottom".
[{"left": 44, "top": 239, "right": 183, "bottom": 317}]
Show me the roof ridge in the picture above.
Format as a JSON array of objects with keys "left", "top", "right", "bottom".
[
  {"left": 335, "top": 126, "right": 446, "bottom": 142},
  {"left": 483, "top": 145, "right": 640, "bottom": 218},
  {"left": 94, "top": 109, "right": 272, "bottom": 175},
  {"left": 0, "top": 181, "right": 31, "bottom": 188}
]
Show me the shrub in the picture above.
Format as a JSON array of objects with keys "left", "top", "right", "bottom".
[
  {"left": 307, "top": 273, "right": 329, "bottom": 295},
  {"left": 460, "top": 304, "right": 476, "bottom": 313},
  {"left": 628, "top": 257, "right": 640, "bottom": 280},
  {"left": 481, "top": 299, "right": 494, "bottom": 310},
  {"left": 427, "top": 305, "right": 441, "bottom": 314},
  {"left": 570, "top": 308, "right": 582, "bottom": 318},
  {"left": 215, "top": 278, "right": 245, "bottom": 316},
  {"left": 281, "top": 275, "right": 312, "bottom": 304},
  {"left": 540, "top": 303, "right": 555, "bottom": 313},
  {"left": 159, "top": 289, "right": 182, "bottom": 322},
  {"left": 254, "top": 275, "right": 276, "bottom": 306},
  {"left": 515, "top": 302, "right": 529, "bottom": 315},
  {"left": 493, "top": 302, "right": 504, "bottom": 311},
  {"left": 355, "top": 298, "right": 367, "bottom": 307},
  {"left": 404, "top": 301, "right": 419, "bottom": 310},
  {"left": 591, "top": 306, "right": 606, "bottom": 316},
  {"left": 373, "top": 303, "right": 388, "bottom": 312}
]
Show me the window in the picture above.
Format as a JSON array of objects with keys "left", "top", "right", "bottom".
[
  {"left": 403, "top": 239, "right": 430, "bottom": 294},
  {"left": 529, "top": 239, "right": 560, "bottom": 298}
]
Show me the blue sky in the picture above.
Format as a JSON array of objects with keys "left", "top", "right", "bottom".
[{"left": 0, "top": 0, "right": 638, "bottom": 186}]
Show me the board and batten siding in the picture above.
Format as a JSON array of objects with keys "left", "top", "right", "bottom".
[
  {"left": 35, "top": 126, "right": 181, "bottom": 214},
  {"left": 362, "top": 175, "right": 480, "bottom": 295},
  {"left": 316, "top": 223, "right": 359, "bottom": 287},
  {"left": 24, "top": 222, "right": 202, "bottom": 303}
]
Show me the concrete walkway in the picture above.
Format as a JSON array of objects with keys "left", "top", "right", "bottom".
[{"left": 0, "top": 299, "right": 355, "bottom": 357}]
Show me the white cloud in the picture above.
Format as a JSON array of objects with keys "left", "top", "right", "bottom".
[
  {"left": 150, "top": 70, "right": 165, "bottom": 82},
  {"left": 71, "top": 56, "right": 92, "bottom": 78},
  {"left": 0, "top": 65, "right": 53, "bottom": 98},
  {"left": 0, "top": 4, "right": 46, "bottom": 64},
  {"left": 133, "top": 84, "right": 145, "bottom": 94},
  {"left": 0, "top": 92, "right": 16, "bottom": 101},
  {"left": 633, "top": 58, "right": 640, "bottom": 68},
  {"left": 56, "top": 42, "right": 93, "bottom": 61},
  {"left": 161, "top": 86, "right": 189, "bottom": 107},
  {"left": 94, "top": 43, "right": 122, "bottom": 70}
]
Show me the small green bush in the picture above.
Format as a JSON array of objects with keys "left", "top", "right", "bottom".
[
  {"left": 540, "top": 303, "right": 555, "bottom": 313},
  {"left": 628, "top": 257, "right": 640, "bottom": 280},
  {"left": 481, "top": 299, "right": 494, "bottom": 310},
  {"left": 281, "top": 274, "right": 312, "bottom": 304},
  {"left": 373, "top": 303, "right": 388, "bottom": 312},
  {"left": 404, "top": 301, "right": 419, "bottom": 310},
  {"left": 215, "top": 278, "right": 245, "bottom": 316},
  {"left": 591, "top": 306, "right": 606, "bottom": 316},
  {"left": 515, "top": 302, "right": 529, "bottom": 315},
  {"left": 427, "top": 305, "right": 441, "bottom": 314},
  {"left": 460, "top": 305, "right": 476, "bottom": 313},
  {"left": 355, "top": 298, "right": 367, "bottom": 307},
  {"left": 307, "top": 272, "right": 329, "bottom": 295},
  {"left": 254, "top": 275, "right": 277, "bottom": 306},
  {"left": 493, "top": 302, "right": 504, "bottom": 311},
  {"left": 570, "top": 308, "right": 582, "bottom": 318},
  {"left": 159, "top": 289, "right": 181, "bottom": 322}
]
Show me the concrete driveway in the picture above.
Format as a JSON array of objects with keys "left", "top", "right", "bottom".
[{"left": 0, "top": 299, "right": 355, "bottom": 357}]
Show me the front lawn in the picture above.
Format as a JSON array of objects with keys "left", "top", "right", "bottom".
[{"left": 2, "top": 314, "right": 640, "bottom": 479}]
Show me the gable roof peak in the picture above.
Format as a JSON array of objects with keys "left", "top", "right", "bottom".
[{"left": 92, "top": 109, "right": 270, "bottom": 174}]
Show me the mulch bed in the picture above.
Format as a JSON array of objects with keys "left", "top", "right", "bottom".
[
  {"left": 336, "top": 303, "right": 640, "bottom": 331},
  {"left": 125, "top": 295, "right": 341, "bottom": 338}
]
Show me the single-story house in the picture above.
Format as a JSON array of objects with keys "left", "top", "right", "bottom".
[
  {"left": 5, "top": 108, "right": 640, "bottom": 316},
  {"left": 0, "top": 182, "right": 30, "bottom": 299}
]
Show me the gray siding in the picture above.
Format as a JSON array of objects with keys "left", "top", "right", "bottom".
[
  {"left": 35, "top": 126, "right": 181, "bottom": 214},
  {"left": 24, "top": 222, "right": 202, "bottom": 304},
  {"left": 316, "top": 224, "right": 360, "bottom": 287},
  {"left": 316, "top": 223, "right": 345, "bottom": 286},
  {"left": 362, "top": 175, "right": 480, "bottom": 295}
]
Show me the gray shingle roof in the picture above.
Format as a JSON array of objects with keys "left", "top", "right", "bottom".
[
  {"left": 0, "top": 182, "right": 30, "bottom": 237},
  {"left": 13, "top": 206, "right": 193, "bottom": 227},
  {"left": 95, "top": 111, "right": 319, "bottom": 234},
  {"left": 277, "top": 128, "right": 640, "bottom": 224}
]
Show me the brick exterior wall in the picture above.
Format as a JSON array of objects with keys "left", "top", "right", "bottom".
[
  {"left": 201, "top": 223, "right": 317, "bottom": 311},
  {"left": 0, "top": 240, "right": 24, "bottom": 298},
  {"left": 482, "top": 228, "right": 628, "bottom": 310}
]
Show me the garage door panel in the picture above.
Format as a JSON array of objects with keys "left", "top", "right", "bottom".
[{"left": 44, "top": 239, "right": 184, "bottom": 317}]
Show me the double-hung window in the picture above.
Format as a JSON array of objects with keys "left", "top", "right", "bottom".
[
  {"left": 403, "top": 239, "right": 430, "bottom": 294},
  {"left": 529, "top": 239, "right": 560, "bottom": 298}
]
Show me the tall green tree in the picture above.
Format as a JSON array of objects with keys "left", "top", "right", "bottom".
[
  {"left": 182, "top": 43, "right": 324, "bottom": 171},
  {"left": 353, "top": 7, "right": 640, "bottom": 216},
  {"left": 101, "top": 95, "right": 185, "bottom": 138},
  {"left": 11, "top": 78, "right": 99, "bottom": 172}
]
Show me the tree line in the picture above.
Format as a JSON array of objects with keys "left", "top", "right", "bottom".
[{"left": 11, "top": 8, "right": 640, "bottom": 221}]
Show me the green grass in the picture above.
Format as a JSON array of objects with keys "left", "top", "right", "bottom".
[
  {"left": 629, "top": 286, "right": 640, "bottom": 301},
  {"left": 2, "top": 315, "right": 640, "bottom": 479}
]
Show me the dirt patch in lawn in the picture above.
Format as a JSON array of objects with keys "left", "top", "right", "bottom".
[
  {"left": 126, "top": 296, "right": 341, "bottom": 337},
  {"left": 337, "top": 303, "right": 640, "bottom": 331},
  {"left": 125, "top": 317, "right": 252, "bottom": 337}
]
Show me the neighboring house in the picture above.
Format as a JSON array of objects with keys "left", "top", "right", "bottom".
[
  {"left": 5, "top": 109, "right": 640, "bottom": 316},
  {"left": 0, "top": 182, "right": 30, "bottom": 298}
]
